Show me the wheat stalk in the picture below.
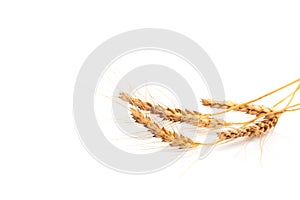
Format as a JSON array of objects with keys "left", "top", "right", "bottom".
[{"left": 119, "top": 79, "right": 300, "bottom": 149}]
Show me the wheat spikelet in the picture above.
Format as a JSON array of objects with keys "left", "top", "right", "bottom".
[
  {"left": 119, "top": 92, "right": 226, "bottom": 128},
  {"left": 201, "top": 99, "right": 274, "bottom": 116},
  {"left": 130, "top": 108, "right": 200, "bottom": 149},
  {"left": 119, "top": 92, "right": 153, "bottom": 111}
]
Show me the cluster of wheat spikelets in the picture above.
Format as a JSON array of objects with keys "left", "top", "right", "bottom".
[{"left": 118, "top": 79, "right": 300, "bottom": 149}]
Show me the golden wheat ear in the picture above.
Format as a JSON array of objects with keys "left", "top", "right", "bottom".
[
  {"left": 210, "top": 78, "right": 300, "bottom": 117},
  {"left": 129, "top": 107, "right": 201, "bottom": 149},
  {"left": 216, "top": 113, "right": 281, "bottom": 144},
  {"left": 119, "top": 92, "right": 226, "bottom": 129},
  {"left": 204, "top": 80, "right": 300, "bottom": 128},
  {"left": 201, "top": 99, "right": 274, "bottom": 116}
]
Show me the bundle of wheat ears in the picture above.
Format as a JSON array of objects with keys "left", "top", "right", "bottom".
[{"left": 118, "top": 78, "right": 300, "bottom": 149}]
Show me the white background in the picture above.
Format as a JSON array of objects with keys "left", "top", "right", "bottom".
[{"left": 1, "top": 1, "right": 300, "bottom": 199}]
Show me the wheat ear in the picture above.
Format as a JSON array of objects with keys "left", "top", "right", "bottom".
[
  {"left": 216, "top": 113, "right": 281, "bottom": 143},
  {"left": 210, "top": 78, "right": 300, "bottom": 116},
  {"left": 130, "top": 108, "right": 201, "bottom": 149},
  {"left": 119, "top": 92, "right": 226, "bottom": 128},
  {"left": 201, "top": 99, "right": 274, "bottom": 116}
]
